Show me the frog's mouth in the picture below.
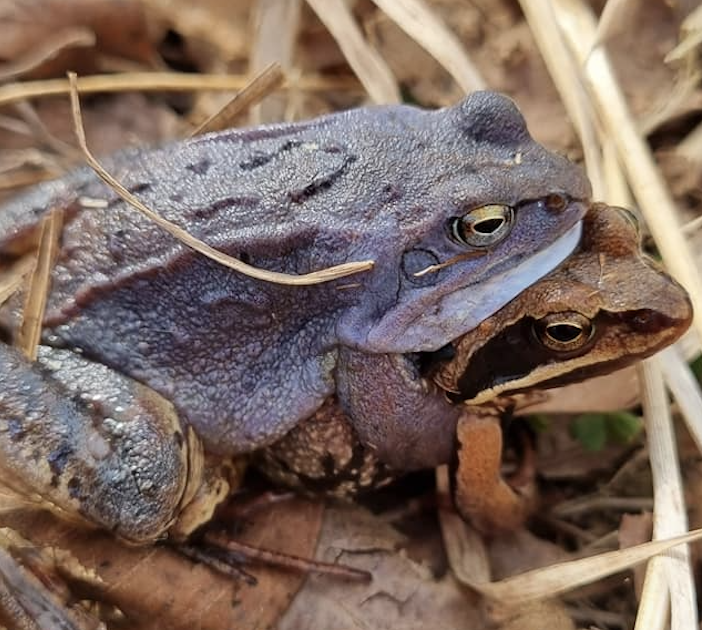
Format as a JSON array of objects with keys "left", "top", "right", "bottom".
[{"left": 364, "top": 221, "right": 583, "bottom": 354}]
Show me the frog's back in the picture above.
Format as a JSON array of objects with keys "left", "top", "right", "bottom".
[
  {"left": 0, "top": 102, "right": 449, "bottom": 455},
  {"left": 0, "top": 103, "right": 424, "bottom": 243}
]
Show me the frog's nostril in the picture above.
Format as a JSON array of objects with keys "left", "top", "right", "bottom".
[{"left": 544, "top": 193, "right": 569, "bottom": 212}]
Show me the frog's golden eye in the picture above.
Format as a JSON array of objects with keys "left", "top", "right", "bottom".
[
  {"left": 533, "top": 312, "right": 594, "bottom": 352},
  {"left": 450, "top": 204, "right": 514, "bottom": 248}
]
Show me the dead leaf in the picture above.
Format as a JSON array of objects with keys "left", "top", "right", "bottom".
[
  {"left": 0, "top": 93, "right": 181, "bottom": 203},
  {"left": 0, "top": 495, "right": 323, "bottom": 630},
  {"left": 279, "top": 504, "right": 485, "bottom": 630},
  {"left": 0, "top": 0, "right": 157, "bottom": 80}
]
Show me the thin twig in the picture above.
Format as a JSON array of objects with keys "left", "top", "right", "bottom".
[
  {"left": 0, "top": 72, "right": 362, "bottom": 108},
  {"left": 190, "top": 63, "right": 285, "bottom": 137},
  {"left": 203, "top": 531, "right": 372, "bottom": 582}
]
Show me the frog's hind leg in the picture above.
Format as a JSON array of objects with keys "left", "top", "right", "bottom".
[
  {"left": 0, "top": 343, "right": 204, "bottom": 545},
  {"left": 0, "top": 344, "right": 374, "bottom": 583}
]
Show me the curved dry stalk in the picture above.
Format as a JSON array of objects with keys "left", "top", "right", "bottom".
[
  {"left": 466, "top": 529, "right": 702, "bottom": 607},
  {"left": 68, "top": 73, "right": 374, "bottom": 286}
]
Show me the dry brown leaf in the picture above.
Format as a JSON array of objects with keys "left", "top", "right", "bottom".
[
  {"left": 488, "top": 530, "right": 571, "bottom": 580},
  {"left": 0, "top": 93, "right": 180, "bottom": 203},
  {"left": 490, "top": 600, "right": 575, "bottom": 630},
  {"left": 0, "top": 528, "right": 104, "bottom": 630},
  {"left": 305, "top": 0, "right": 400, "bottom": 104},
  {"left": 600, "top": 0, "right": 700, "bottom": 127},
  {"left": 141, "top": 0, "right": 251, "bottom": 64},
  {"left": 0, "top": 0, "right": 157, "bottom": 79},
  {"left": 279, "top": 504, "right": 485, "bottom": 630},
  {"left": 368, "top": 0, "right": 485, "bottom": 93},
  {"left": 0, "top": 496, "right": 323, "bottom": 630},
  {"left": 365, "top": 15, "right": 465, "bottom": 107}
]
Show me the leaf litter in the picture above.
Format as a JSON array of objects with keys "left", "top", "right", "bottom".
[{"left": 0, "top": 0, "right": 701, "bottom": 628}]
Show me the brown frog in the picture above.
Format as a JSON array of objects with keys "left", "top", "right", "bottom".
[
  {"left": 441, "top": 204, "right": 693, "bottom": 530},
  {"left": 260, "top": 204, "right": 692, "bottom": 531}
]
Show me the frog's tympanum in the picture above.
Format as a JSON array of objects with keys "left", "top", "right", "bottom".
[
  {"left": 0, "top": 92, "right": 591, "bottom": 543},
  {"left": 260, "top": 204, "right": 692, "bottom": 531}
]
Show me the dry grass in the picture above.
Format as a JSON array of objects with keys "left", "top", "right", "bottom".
[{"left": 0, "top": 0, "right": 700, "bottom": 628}]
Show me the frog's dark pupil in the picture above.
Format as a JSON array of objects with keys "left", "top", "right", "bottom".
[
  {"left": 546, "top": 323, "right": 582, "bottom": 342},
  {"left": 472, "top": 217, "right": 505, "bottom": 235}
]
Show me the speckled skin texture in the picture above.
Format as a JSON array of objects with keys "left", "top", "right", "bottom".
[
  {"left": 256, "top": 397, "right": 395, "bottom": 499},
  {"left": 0, "top": 92, "right": 590, "bottom": 467},
  {"left": 0, "top": 345, "right": 192, "bottom": 543}
]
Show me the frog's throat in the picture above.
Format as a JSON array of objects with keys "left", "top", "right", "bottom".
[{"left": 367, "top": 221, "right": 584, "bottom": 353}]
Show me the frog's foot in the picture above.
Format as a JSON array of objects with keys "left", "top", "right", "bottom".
[
  {"left": 179, "top": 529, "right": 371, "bottom": 585},
  {"left": 452, "top": 411, "right": 536, "bottom": 533},
  {"left": 215, "top": 489, "right": 297, "bottom": 522},
  {"left": 177, "top": 488, "right": 371, "bottom": 583},
  {"left": 0, "top": 528, "right": 102, "bottom": 630}
]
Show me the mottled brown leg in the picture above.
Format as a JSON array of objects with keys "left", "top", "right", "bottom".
[
  {"left": 0, "top": 528, "right": 100, "bottom": 630},
  {"left": 453, "top": 410, "right": 535, "bottom": 533}
]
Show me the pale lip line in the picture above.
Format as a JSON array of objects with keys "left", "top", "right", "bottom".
[{"left": 367, "top": 220, "right": 584, "bottom": 353}]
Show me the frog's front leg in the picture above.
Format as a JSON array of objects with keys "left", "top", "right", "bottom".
[
  {"left": 335, "top": 348, "right": 462, "bottom": 471},
  {"left": 452, "top": 410, "right": 535, "bottom": 533},
  {"left": 0, "top": 344, "right": 215, "bottom": 545}
]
